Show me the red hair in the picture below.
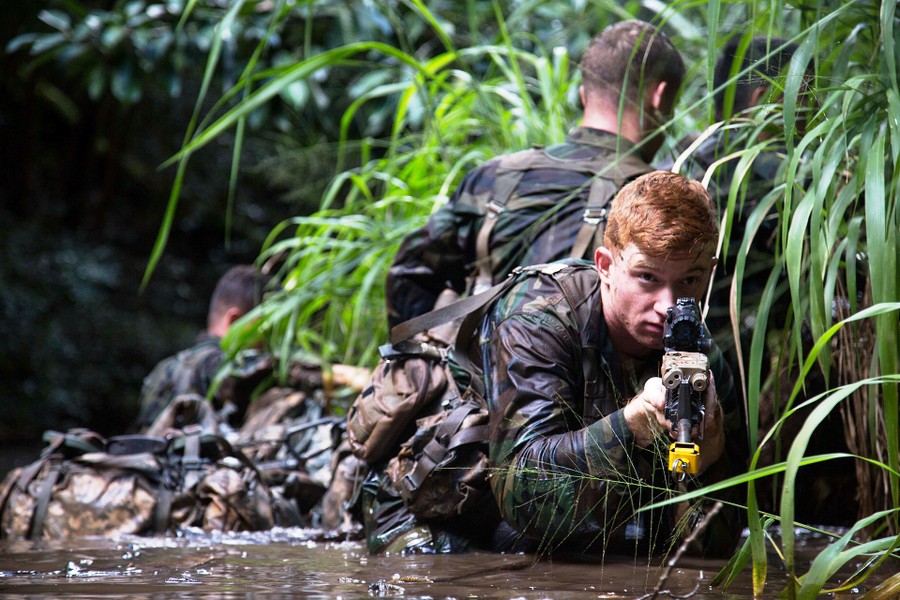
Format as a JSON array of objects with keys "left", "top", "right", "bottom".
[{"left": 604, "top": 171, "right": 718, "bottom": 258}]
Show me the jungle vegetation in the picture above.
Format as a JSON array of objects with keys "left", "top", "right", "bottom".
[{"left": 9, "top": 0, "right": 900, "bottom": 597}]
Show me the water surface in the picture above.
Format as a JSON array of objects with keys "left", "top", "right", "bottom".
[{"left": 0, "top": 527, "right": 890, "bottom": 599}]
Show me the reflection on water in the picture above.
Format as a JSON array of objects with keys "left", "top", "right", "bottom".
[{"left": 0, "top": 527, "right": 889, "bottom": 599}]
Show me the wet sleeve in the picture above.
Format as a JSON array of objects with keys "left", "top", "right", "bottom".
[{"left": 485, "top": 309, "right": 637, "bottom": 545}]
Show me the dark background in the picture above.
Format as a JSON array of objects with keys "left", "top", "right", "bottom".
[{"left": 0, "top": 3, "right": 309, "bottom": 475}]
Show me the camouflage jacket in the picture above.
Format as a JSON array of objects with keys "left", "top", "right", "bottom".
[
  {"left": 471, "top": 260, "right": 748, "bottom": 557},
  {"left": 385, "top": 127, "right": 651, "bottom": 327},
  {"left": 133, "top": 333, "right": 224, "bottom": 432}
]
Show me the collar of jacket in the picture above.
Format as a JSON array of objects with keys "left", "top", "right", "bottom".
[{"left": 563, "top": 126, "right": 642, "bottom": 155}]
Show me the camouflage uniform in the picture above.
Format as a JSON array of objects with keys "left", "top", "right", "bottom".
[
  {"left": 472, "top": 260, "right": 748, "bottom": 557},
  {"left": 386, "top": 127, "right": 651, "bottom": 327},
  {"left": 134, "top": 333, "right": 225, "bottom": 432}
]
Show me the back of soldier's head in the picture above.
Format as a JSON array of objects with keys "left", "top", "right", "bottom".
[
  {"left": 604, "top": 171, "right": 718, "bottom": 259},
  {"left": 580, "top": 20, "right": 685, "bottom": 109},
  {"left": 207, "top": 264, "right": 270, "bottom": 326},
  {"left": 713, "top": 36, "right": 798, "bottom": 120}
]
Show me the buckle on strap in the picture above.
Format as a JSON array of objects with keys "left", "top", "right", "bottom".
[
  {"left": 485, "top": 200, "right": 506, "bottom": 217},
  {"left": 582, "top": 207, "right": 608, "bottom": 225}
]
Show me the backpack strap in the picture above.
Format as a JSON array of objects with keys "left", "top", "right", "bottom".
[
  {"left": 27, "top": 458, "right": 63, "bottom": 540},
  {"left": 395, "top": 401, "right": 487, "bottom": 501},
  {"left": 473, "top": 169, "right": 527, "bottom": 294},
  {"left": 178, "top": 424, "right": 205, "bottom": 490},
  {"left": 153, "top": 485, "right": 173, "bottom": 534},
  {"left": 24, "top": 429, "right": 108, "bottom": 540},
  {"left": 389, "top": 274, "right": 520, "bottom": 346},
  {"left": 569, "top": 156, "right": 653, "bottom": 260},
  {"left": 569, "top": 177, "right": 617, "bottom": 260}
]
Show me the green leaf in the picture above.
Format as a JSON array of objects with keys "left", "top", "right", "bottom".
[
  {"left": 5, "top": 33, "right": 38, "bottom": 53},
  {"left": 111, "top": 61, "right": 141, "bottom": 104},
  {"left": 38, "top": 9, "right": 71, "bottom": 32}
]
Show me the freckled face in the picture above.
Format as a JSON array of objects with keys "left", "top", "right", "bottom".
[{"left": 595, "top": 243, "right": 715, "bottom": 357}]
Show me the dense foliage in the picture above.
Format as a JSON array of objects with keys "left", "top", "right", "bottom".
[{"left": 7, "top": 0, "right": 899, "bottom": 596}]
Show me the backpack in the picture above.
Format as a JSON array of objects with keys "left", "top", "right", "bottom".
[
  {"left": 346, "top": 289, "right": 463, "bottom": 464},
  {"left": 345, "top": 261, "right": 611, "bottom": 522},
  {"left": 470, "top": 147, "right": 651, "bottom": 292},
  {"left": 0, "top": 397, "right": 280, "bottom": 540},
  {"left": 344, "top": 271, "right": 549, "bottom": 521},
  {"left": 235, "top": 386, "right": 345, "bottom": 521}
]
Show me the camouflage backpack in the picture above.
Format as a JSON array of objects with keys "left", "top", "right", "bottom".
[
  {"left": 344, "top": 278, "right": 527, "bottom": 520},
  {"left": 469, "top": 146, "right": 651, "bottom": 292},
  {"left": 0, "top": 396, "right": 280, "bottom": 540},
  {"left": 235, "top": 386, "right": 345, "bottom": 523}
]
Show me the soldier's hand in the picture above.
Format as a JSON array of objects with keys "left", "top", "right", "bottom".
[
  {"left": 624, "top": 377, "right": 668, "bottom": 447},
  {"left": 697, "top": 373, "right": 725, "bottom": 473}
]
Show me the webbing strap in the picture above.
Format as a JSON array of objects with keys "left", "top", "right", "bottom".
[
  {"left": 398, "top": 403, "right": 484, "bottom": 497},
  {"left": 389, "top": 275, "right": 517, "bottom": 346},
  {"left": 181, "top": 425, "right": 203, "bottom": 490},
  {"left": 153, "top": 485, "right": 173, "bottom": 534},
  {"left": 447, "top": 424, "right": 489, "bottom": 449},
  {"left": 28, "top": 460, "right": 62, "bottom": 540},
  {"left": 473, "top": 170, "right": 527, "bottom": 294},
  {"left": 569, "top": 177, "right": 618, "bottom": 259}
]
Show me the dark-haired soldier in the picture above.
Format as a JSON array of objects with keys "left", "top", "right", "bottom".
[
  {"left": 133, "top": 264, "right": 271, "bottom": 432},
  {"left": 385, "top": 20, "right": 686, "bottom": 329}
]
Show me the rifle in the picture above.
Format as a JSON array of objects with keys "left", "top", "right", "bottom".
[{"left": 661, "top": 298, "right": 711, "bottom": 481}]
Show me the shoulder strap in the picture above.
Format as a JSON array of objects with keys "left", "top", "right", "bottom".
[
  {"left": 569, "top": 156, "right": 653, "bottom": 260},
  {"left": 389, "top": 274, "right": 519, "bottom": 346},
  {"left": 569, "top": 177, "right": 617, "bottom": 260},
  {"left": 473, "top": 169, "right": 527, "bottom": 294},
  {"left": 27, "top": 459, "right": 63, "bottom": 540}
]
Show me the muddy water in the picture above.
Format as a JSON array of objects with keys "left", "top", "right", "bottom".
[{"left": 0, "top": 527, "right": 889, "bottom": 599}]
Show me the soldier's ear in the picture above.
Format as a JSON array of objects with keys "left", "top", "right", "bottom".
[
  {"left": 595, "top": 246, "right": 614, "bottom": 282},
  {"left": 749, "top": 85, "right": 768, "bottom": 108},
  {"left": 649, "top": 80, "right": 676, "bottom": 117},
  {"left": 224, "top": 307, "right": 244, "bottom": 326}
]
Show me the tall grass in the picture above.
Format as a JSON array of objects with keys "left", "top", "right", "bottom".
[
  {"left": 153, "top": 0, "right": 899, "bottom": 595},
  {"left": 673, "top": 0, "right": 900, "bottom": 595},
  {"left": 208, "top": 35, "right": 584, "bottom": 373}
]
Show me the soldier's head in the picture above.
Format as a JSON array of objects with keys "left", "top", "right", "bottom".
[
  {"left": 713, "top": 36, "right": 799, "bottom": 121},
  {"left": 595, "top": 171, "right": 718, "bottom": 356},
  {"left": 207, "top": 264, "right": 270, "bottom": 337},
  {"left": 579, "top": 20, "right": 685, "bottom": 160}
]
